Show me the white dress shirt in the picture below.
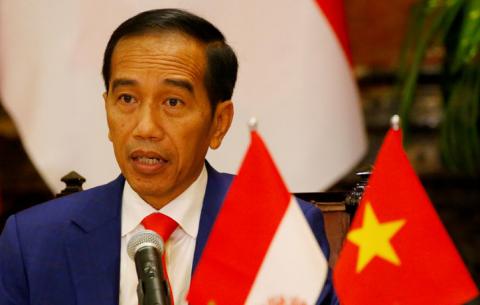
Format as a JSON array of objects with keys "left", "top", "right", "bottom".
[{"left": 119, "top": 166, "right": 208, "bottom": 305}]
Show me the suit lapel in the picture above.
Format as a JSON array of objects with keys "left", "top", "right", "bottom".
[
  {"left": 64, "top": 176, "right": 124, "bottom": 305},
  {"left": 192, "top": 163, "right": 233, "bottom": 271}
]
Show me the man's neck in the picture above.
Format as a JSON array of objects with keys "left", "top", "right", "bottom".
[{"left": 139, "top": 166, "right": 205, "bottom": 210}]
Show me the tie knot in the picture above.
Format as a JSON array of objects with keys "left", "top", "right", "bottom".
[{"left": 141, "top": 213, "right": 178, "bottom": 241}]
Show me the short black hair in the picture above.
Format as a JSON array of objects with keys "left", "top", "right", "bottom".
[{"left": 102, "top": 8, "right": 238, "bottom": 110}]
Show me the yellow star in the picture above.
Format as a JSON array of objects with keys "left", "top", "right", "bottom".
[{"left": 347, "top": 202, "right": 406, "bottom": 273}]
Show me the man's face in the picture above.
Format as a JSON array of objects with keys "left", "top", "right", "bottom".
[{"left": 104, "top": 32, "right": 233, "bottom": 208}]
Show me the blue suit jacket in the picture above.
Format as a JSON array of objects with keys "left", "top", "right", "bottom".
[{"left": 0, "top": 164, "right": 337, "bottom": 305}]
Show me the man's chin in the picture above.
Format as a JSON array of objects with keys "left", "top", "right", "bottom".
[
  {"left": 133, "top": 187, "right": 170, "bottom": 207},
  {"left": 130, "top": 180, "right": 163, "bottom": 195}
]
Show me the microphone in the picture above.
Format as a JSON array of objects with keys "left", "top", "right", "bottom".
[{"left": 127, "top": 230, "right": 172, "bottom": 305}]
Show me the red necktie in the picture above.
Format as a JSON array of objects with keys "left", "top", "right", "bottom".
[{"left": 141, "top": 213, "right": 178, "bottom": 305}]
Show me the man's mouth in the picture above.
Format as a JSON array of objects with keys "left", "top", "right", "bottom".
[
  {"left": 134, "top": 156, "right": 161, "bottom": 165},
  {"left": 130, "top": 150, "right": 168, "bottom": 173}
]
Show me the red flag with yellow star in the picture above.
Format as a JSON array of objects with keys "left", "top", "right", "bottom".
[{"left": 334, "top": 127, "right": 478, "bottom": 305}]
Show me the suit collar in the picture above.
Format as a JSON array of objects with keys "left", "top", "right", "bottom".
[
  {"left": 70, "top": 175, "right": 125, "bottom": 233},
  {"left": 63, "top": 166, "right": 232, "bottom": 303},
  {"left": 192, "top": 162, "right": 233, "bottom": 271}
]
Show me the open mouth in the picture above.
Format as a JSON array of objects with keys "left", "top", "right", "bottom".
[
  {"left": 130, "top": 150, "right": 168, "bottom": 167},
  {"left": 134, "top": 156, "right": 161, "bottom": 165}
]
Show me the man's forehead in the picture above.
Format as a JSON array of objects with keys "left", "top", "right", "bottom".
[{"left": 110, "top": 32, "right": 207, "bottom": 84}]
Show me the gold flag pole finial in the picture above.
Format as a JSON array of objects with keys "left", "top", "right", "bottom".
[
  {"left": 390, "top": 114, "right": 401, "bottom": 131},
  {"left": 248, "top": 117, "right": 258, "bottom": 131}
]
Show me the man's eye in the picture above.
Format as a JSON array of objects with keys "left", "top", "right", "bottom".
[
  {"left": 119, "top": 94, "right": 135, "bottom": 104},
  {"left": 166, "top": 98, "right": 182, "bottom": 107}
]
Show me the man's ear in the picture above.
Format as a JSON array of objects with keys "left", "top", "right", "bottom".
[
  {"left": 209, "top": 100, "right": 234, "bottom": 150},
  {"left": 103, "top": 92, "right": 112, "bottom": 142}
]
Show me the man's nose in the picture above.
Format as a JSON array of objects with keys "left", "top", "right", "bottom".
[{"left": 133, "top": 103, "right": 164, "bottom": 141}]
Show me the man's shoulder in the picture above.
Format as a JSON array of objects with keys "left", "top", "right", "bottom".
[
  {"left": 12, "top": 176, "right": 125, "bottom": 230},
  {"left": 205, "top": 162, "right": 234, "bottom": 191},
  {"left": 207, "top": 163, "right": 322, "bottom": 225},
  {"left": 296, "top": 196, "right": 317, "bottom": 213}
]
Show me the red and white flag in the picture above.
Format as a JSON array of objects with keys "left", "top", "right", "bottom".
[
  {"left": 188, "top": 130, "right": 328, "bottom": 305},
  {"left": 0, "top": 1, "right": 365, "bottom": 192}
]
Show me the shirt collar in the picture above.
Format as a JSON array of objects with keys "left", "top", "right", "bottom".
[{"left": 121, "top": 165, "right": 208, "bottom": 239}]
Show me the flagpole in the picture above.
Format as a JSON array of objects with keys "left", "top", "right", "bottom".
[
  {"left": 248, "top": 117, "right": 258, "bottom": 131},
  {"left": 390, "top": 114, "right": 400, "bottom": 131}
]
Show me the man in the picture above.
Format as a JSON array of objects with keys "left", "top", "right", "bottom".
[{"left": 0, "top": 9, "right": 337, "bottom": 305}]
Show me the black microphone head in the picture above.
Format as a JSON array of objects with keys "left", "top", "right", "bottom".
[{"left": 127, "top": 229, "right": 164, "bottom": 260}]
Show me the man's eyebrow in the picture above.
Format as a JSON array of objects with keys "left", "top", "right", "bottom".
[
  {"left": 164, "top": 78, "right": 194, "bottom": 94},
  {"left": 111, "top": 78, "right": 138, "bottom": 91}
]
